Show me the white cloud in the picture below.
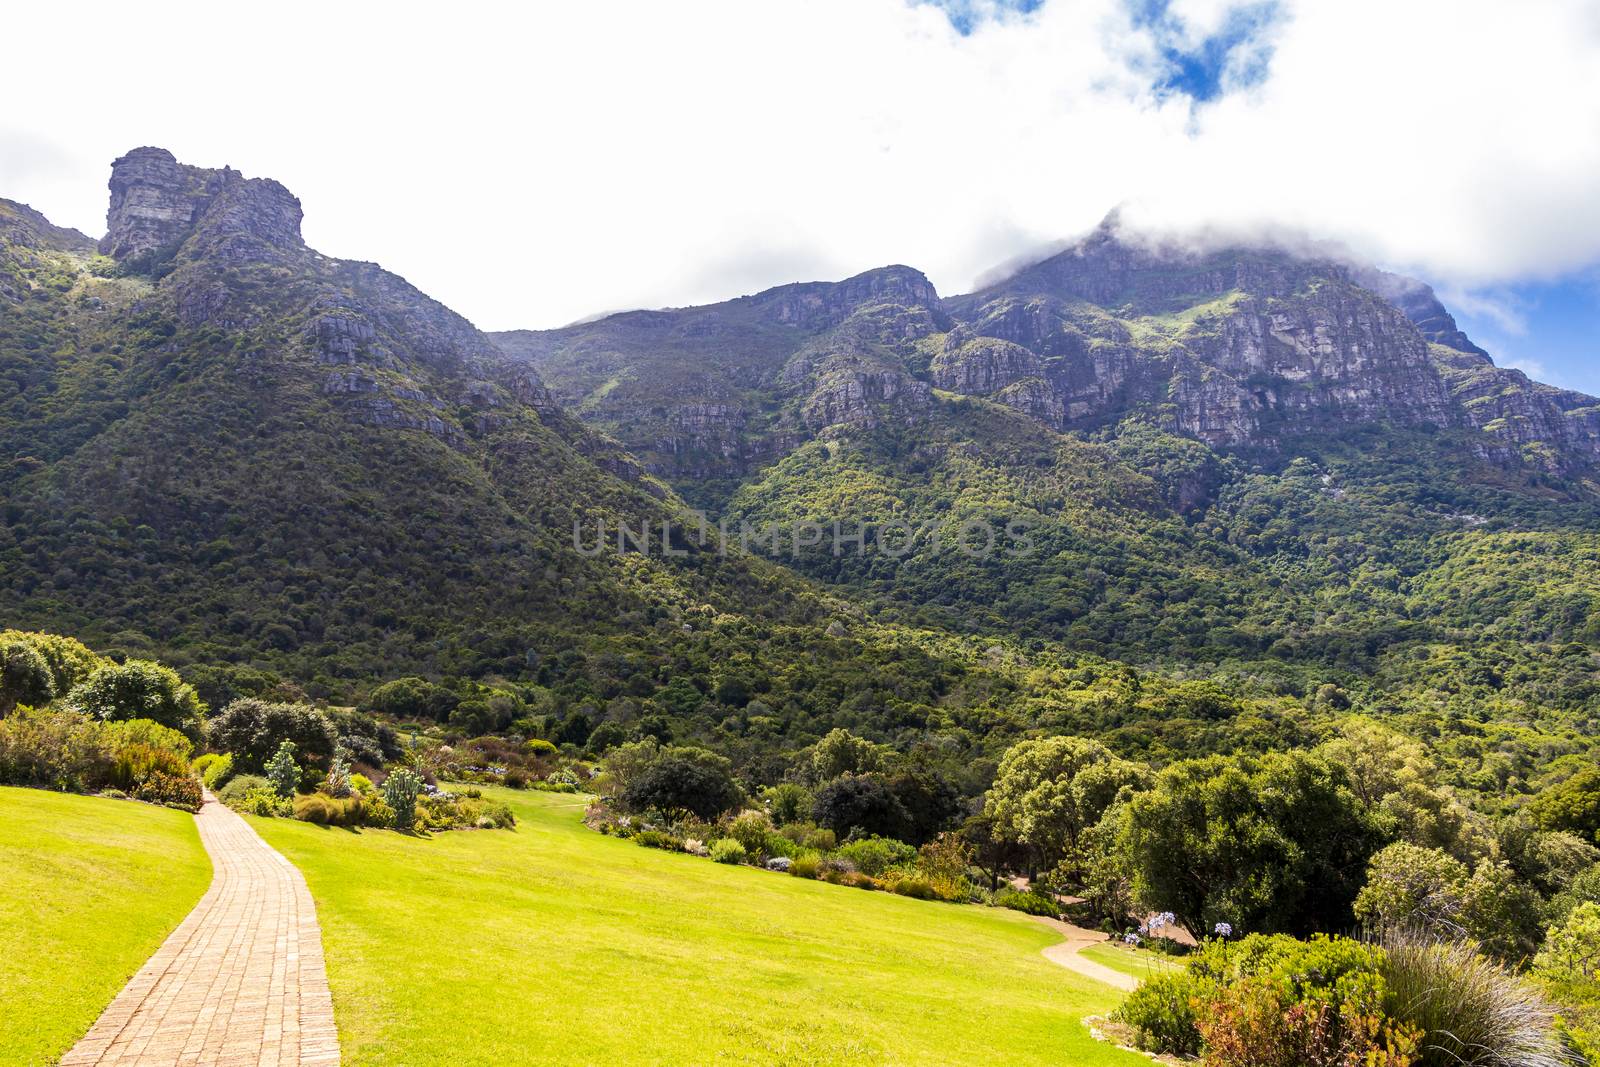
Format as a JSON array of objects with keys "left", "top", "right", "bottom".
[{"left": 3, "top": 0, "right": 1600, "bottom": 330}]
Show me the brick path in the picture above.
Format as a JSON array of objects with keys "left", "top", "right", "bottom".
[{"left": 60, "top": 793, "right": 340, "bottom": 1066}]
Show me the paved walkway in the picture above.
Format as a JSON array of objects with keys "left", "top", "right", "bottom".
[
  {"left": 1034, "top": 916, "right": 1140, "bottom": 992},
  {"left": 61, "top": 793, "right": 340, "bottom": 1067}
]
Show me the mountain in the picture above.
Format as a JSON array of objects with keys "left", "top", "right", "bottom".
[
  {"left": 3, "top": 151, "right": 1597, "bottom": 765},
  {"left": 495, "top": 220, "right": 1600, "bottom": 663},
  {"left": 0, "top": 149, "right": 837, "bottom": 694}
]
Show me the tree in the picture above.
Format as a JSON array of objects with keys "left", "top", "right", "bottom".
[
  {"left": 619, "top": 747, "right": 741, "bottom": 819},
  {"left": 1530, "top": 767, "right": 1600, "bottom": 843},
  {"left": 812, "top": 773, "right": 909, "bottom": 840},
  {"left": 761, "top": 783, "right": 814, "bottom": 826},
  {"left": 0, "top": 638, "right": 54, "bottom": 717},
  {"left": 0, "top": 631, "right": 103, "bottom": 697},
  {"left": 364, "top": 677, "right": 459, "bottom": 721},
  {"left": 808, "top": 728, "right": 884, "bottom": 783},
  {"left": 1354, "top": 842, "right": 1469, "bottom": 934},
  {"left": 67, "top": 660, "right": 204, "bottom": 739},
  {"left": 210, "top": 699, "right": 337, "bottom": 773},
  {"left": 887, "top": 766, "right": 962, "bottom": 846},
  {"left": 1117, "top": 751, "right": 1382, "bottom": 937},
  {"left": 984, "top": 735, "right": 1150, "bottom": 872},
  {"left": 1533, "top": 901, "right": 1600, "bottom": 983}
]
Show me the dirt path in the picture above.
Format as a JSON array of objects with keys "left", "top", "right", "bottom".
[
  {"left": 61, "top": 792, "right": 340, "bottom": 1066},
  {"left": 1033, "top": 916, "right": 1140, "bottom": 992}
]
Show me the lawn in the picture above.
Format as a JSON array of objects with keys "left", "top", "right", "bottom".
[
  {"left": 256, "top": 788, "right": 1147, "bottom": 1066},
  {"left": 0, "top": 786, "right": 211, "bottom": 1066},
  {"left": 1078, "top": 941, "right": 1185, "bottom": 982}
]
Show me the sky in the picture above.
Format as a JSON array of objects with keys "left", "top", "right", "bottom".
[{"left": 3, "top": 0, "right": 1598, "bottom": 392}]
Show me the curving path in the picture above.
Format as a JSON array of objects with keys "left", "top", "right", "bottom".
[
  {"left": 60, "top": 793, "right": 340, "bottom": 1067},
  {"left": 1033, "top": 916, "right": 1140, "bottom": 992}
]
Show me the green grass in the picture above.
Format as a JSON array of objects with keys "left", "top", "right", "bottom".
[
  {"left": 1079, "top": 942, "right": 1185, "bottom": 982},
  {"left": 255, "top": 788, "right": 1146, "bottom": 1066},
  {"left": 0, "top": 786, "right": 210, "bottom": 1066}
]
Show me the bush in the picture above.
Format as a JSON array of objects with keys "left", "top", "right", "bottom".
[
  {"left": 209, "top": 699, "right": 336, "bottom": 774},
  {"left": 133, "top": 771, "right": 203, "bottom": 812},
  {"left": 995, "top": 889, "right": 1060, "bottom": 918},
  {"left": 633, "top": 829, "right": 683, "bottom": 851},
  {"left": 363, "top": 795, "right": 397, "bottom": 828},
  {"left": 1117, "top": 934, "right": 1399, "bottom": 1062},
  {"left": 710, "top": 838, "right": 747, "bottom": 864},
  {"left": 883, "top": 873, "right": 939, "bottom": 900},
  {"left": 217, "top": 774, "right": 269, "bottom": 807},
  {"left": 1534, "top": 901, "right": 1600, "bottom": 983},
  {"left": 802, "top": 827, "right": 837, "bottom": 852},
  {"left": 111, "top": 742, "right": 191, "bottom": 794},
  {"left": 728, "top": 810, "right": 773, "bottom": 853},
  {"left": 66, "top": 660, "right": 204, "bottom": 739},
  {"left": 813, "top": 773, "right": 910, "bottom": 840},
  {"left": 837, "top": 836, "right": 917, "bottom": 877},
  {"left": 0, "top": 637, "right": 55, "bottom": 715},
  {"left": 293, "top": 794, "right": 365, "bottom": 826},
  {"left": 195, "top": 752, "right": 235, "bottom": 790},
  {"left": 0, "top": 709, "right": 114, "bottom": 790},
  {"left": 1117, "top": 971, "right": 1206, "bottom": 1057},
  {"left": 109, "top": 719, "right": 194, "bottom": 760},
  {"left": 762, "top": 783, "right": 814, "bottom": 825},
  {"left": 232, "top": 786, "right": 293, "bottom": 818},
  {"left": 1382, "top": 934, "right": 1569, "bottom": 1067},
  {"left": 790, "top": 853, "right": 822, "bottom": 879}
]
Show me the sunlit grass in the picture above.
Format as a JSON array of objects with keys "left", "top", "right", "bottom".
[
  {"left": 257, "top": 787, "right": 1146, "bottom": 1066},
  {"left": 0, "top": 786, "right": 210, "bottom": 1066}
]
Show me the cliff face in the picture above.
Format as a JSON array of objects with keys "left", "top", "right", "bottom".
[{"left": 503, "top": 228, "right": 1600, "bottom": 483}]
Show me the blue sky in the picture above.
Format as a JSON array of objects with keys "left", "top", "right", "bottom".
[{"left": 1447, "top": 276, "right": 1600, "bottom": 396}]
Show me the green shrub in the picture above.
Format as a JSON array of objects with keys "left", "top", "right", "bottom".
[
  {"left": 1116, "top": 971, "right": 1206, "bottom": 1057},
  {"left": 837, "top": 836, "right": 917, "bottom": 876},
  {"left": 383, "top": 768, "right": 424, "bottom": 828},
  {"left": 110, "top": 742, "right": 191, "bottom": 794},
  {"left": 0, "top": 709, "right": 114, "bottom": 790},
  {"left": 802, "top": 827, "right": 837, "bottom": 852},
  {"left": 790, "top": 853, "right": 822, "bottom": 879},
  {"left": 232, "top": 786, "right": 293, "bottom": 817},
  {"left": 210, "top": 698, "right": 337, "bottom": 774},
  {"left": 728, "top": 810, "right": 772, "bottom": 853},
  {"left": 633, "top": 829, "right": 682, "bottom": 851},
  {"left": 197, "top": 752, "right": 235, "bottom": 790},
  {"left": 363, "top": 795, "right": 397, "bottom": 828},
  {"left": 293, "top": 794, "right": 365, "bottom": 826},
  {"left": 995, "top": 889, "right": 1060, "bottom": 918},
  {"left": 710, "top": 838, "right": 747, "bottom": 864},
  {"left": 883, "top": 873, "right": 938, "bottom": 900},
  {"left": 217, "top": 774, "right": 269, "bottom": 807},
  {"left": 66, "top": 660, "right": 204, "bottom": 739},
  {"left": 0, "top": 637, "right": 56, "bottom": 715},
  {"left": 108, "top": 719, "right": 194, "bottom": 760}
]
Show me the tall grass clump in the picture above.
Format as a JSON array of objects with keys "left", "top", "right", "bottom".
[{"left": 1382, "top": 934, "right": 1576, "bottom": 1067}]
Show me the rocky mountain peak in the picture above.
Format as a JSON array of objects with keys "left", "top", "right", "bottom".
[
  {"left": 746, "top": 264, "right": 941, "bottom": 330},
  {"left": 101, "top": 146, "right": 303, "bottom": 261}
]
